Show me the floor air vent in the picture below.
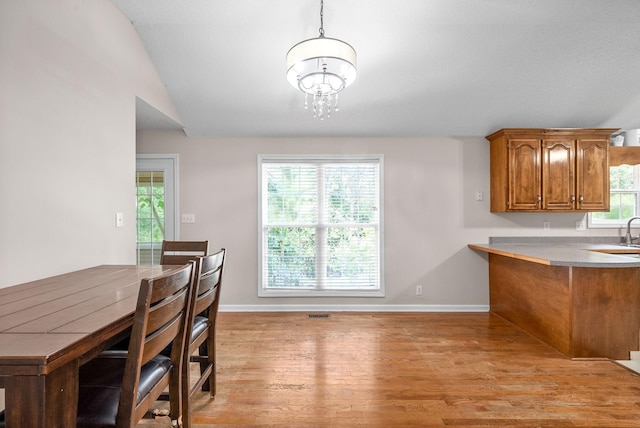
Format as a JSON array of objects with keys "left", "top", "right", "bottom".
[{"left": 308, "top": 313, "right": 330, "bottom": 318}]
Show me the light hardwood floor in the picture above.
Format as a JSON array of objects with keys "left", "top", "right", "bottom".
[{"left": 143, "top": 312, "right": 640, "bottom": 427}]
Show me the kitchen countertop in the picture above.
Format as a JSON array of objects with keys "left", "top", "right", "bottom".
[{"left": 468, "top": 241, "right": 640, "bottom": 267}]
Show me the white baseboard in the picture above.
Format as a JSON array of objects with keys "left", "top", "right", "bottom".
[{"left": 219, "top": 304, "right": 489, "bottom": 313}]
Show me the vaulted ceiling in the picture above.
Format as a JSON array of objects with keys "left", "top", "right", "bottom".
[{"left": 112, "top": 0, "right": 640, "bottom": 138}]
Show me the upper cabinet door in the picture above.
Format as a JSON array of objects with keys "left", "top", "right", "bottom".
[
  {"left": 542, "top": 139, "right": 575, "bottom": 210},
  {"left": 576, "top": 138, "right": 609, "bottom": 211},
  {"left": 508, "top": 138, "right": 541, "bottom": 210}
]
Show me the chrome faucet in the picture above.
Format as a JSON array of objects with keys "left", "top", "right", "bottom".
[{"left": 625, "top": 217, "right": 640, "bottom": 245}]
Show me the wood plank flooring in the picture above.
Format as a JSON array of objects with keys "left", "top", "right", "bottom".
[{"left": 145, "top": 312, "right": 640, "bottom": 427}]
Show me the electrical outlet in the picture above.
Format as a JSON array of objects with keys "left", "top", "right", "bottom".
[
  {"left": 416, "top": 285, "right": 423, "bottom": 296},
  {"left": 543, "top": 221, "right": 551, "bottom": 230},
  {"left": 475, "top": 191, "right": 483, "bottom": 201},
  {"left": 576, "top": 220, "right": 586, "bottom": 231}
]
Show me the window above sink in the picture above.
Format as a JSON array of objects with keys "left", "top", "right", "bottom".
[{"left": 589, "top": 164, "right": 640, "bottom": 228}]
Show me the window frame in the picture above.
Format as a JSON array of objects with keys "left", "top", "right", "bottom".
[
  {"left": 257, "top": 154, "right": 385, "bottom": 297},
  {"left": 588, "top": 163, "right": 640, "bottom": 228}
]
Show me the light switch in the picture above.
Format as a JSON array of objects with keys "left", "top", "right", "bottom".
[
  {"left": 181, "top": 213, "right": 196, "bottom": 224},
  {"left": 115, "top": 212, "right": 124, "bottom": 228}
]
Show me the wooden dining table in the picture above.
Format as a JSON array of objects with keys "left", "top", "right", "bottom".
[{"left": 0, "top": 264, "right": 180, "bottom": 428}]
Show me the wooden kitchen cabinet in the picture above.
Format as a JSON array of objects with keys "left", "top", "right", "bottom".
[{"left": 487, "top": 128, "right": 617, "bottom": 212}]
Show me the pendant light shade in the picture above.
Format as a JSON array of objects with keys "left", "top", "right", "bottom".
[
  {"left": 286, "top": 37, "right": 357, "bottom": 94},
  {"left": 286, "top": 0, "right": 357, "bottom": 119}
]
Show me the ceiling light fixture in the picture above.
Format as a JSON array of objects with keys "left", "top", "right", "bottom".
[{"left": 286, "top": 0, "right": 357, "bottom": 120}]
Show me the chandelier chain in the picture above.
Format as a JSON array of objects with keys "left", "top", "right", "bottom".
[{"left": 319, "top": 0, "right": 325, "bottom": 37}]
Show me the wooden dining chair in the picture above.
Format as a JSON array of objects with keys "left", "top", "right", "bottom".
[
  {"left": 157, "top": 248, "right": 226, "bottom": 428},
  {"left": 160, "top": 240, "right": 209, "bottom": 265},
  {"left": 185, "top": 249, "right": 226, "bottom": 397},
  {"left": 75, "top": 262, "right": 195, "bottom": 428}
]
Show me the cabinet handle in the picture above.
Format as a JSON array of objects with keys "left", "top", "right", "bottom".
[
  {"left": 579, "top": 195, "right": 584, "bottom": 203},
  {"left": 571, "top": 195, "right": 576, "bottom": 202},
  {"left": 537, "top": 194, "right": 542, "bottom": 205}
]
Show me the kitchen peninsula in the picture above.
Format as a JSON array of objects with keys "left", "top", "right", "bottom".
[{"left": 469, "top": 238, "right": 640, "bottom": 360}]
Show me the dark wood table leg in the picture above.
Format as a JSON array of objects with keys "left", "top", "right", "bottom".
[{"left": 4, "top": 360, "right": 78, "bottom": 428}]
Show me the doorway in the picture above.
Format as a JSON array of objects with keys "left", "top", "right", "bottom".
[{"left": 136, "top": 155, "right": 179, "bottom": 264}]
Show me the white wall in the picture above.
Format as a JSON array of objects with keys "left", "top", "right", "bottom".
[
  {"left": 137, "top": 131, "right": 624, "bottom": 310},
  {"left": 0, "top": 0, "right": 181, "bottom": 287}
]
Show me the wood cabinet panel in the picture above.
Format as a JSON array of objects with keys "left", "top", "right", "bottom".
[
  {"left": 542, "top": 138, "right": 574, "bottom": 210},
  {"left": 571, "top": 267, "right": 640, "bottom": 359},
  {"left": 488, "top": 253, "right": 640, "bottom": 360},
  {"left": 508, "top": 139, "right": 541, "bottom": 210},
  {"left": 575, "top": 138, "right": 609, "bottom": 210},
  {"left": 489, "top": 254, "right": 572, "bottom": 356}
]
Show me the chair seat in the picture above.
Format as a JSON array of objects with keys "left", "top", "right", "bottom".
[
  {"left": 160, "top": 315, "right": 210, "bottom": 357},
  {"left": 77, "top": 351, "right": 172, "bottom": 427},
  {"left": 190, "top": 315, "right": 210, "bottom": 343}
]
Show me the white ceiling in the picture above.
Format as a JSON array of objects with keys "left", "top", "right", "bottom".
[{"left": 112, "top": 0, "right": 640, "bottom": 138}]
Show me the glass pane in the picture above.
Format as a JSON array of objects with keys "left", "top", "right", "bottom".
[
  {"left": 265, "top": 227, "right": 316, "bottom": 288},
  {"left": 152, "top": 186, "right": 165, "bottom": 218},
  {"left": 610, "top": 165, "right": 634, "bottom": 190},
  {"left": 151, "top": 219, "right": 164, "bottom": 242},
  {"left": 598, "top": 194, "right": 622, "bottom": 220},
  {"left": 621, "top": 193, "right": 637, "bottom": 218},
  {"left": 137, "top": 219, "right": 152, "bottom": 242},
  {"left": 265, "top": 165, "right": 317, "bottom": 224},
  {"left": 325, "top": 164, "right": 379, "bottom": 224},
  {"left": 137, "top": 185, "right": 151, "bottom": 196},
  {"left": 137, "top": 195, "right": 151, "bottom": 218},
  {"left": 326, "top": 226, "right": 378, "bottom": 288}
]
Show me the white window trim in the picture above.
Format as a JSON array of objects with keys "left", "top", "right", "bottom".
[{"left": 257, "top": 154, "right": 385, "bottom": 298}]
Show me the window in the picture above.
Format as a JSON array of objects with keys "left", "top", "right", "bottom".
[
  {"left": 258, "top": 155, "right": 384, "bottom": 297},
  {"left": 589, "top": 164, "right": 640, "bottom": 227}
]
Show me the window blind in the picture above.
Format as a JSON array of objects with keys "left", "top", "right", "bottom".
[{"left": 259, "top": 156, "right": 382, "bottom": 295}]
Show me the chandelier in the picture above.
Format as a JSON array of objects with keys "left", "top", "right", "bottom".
[{"left": 286, "top": 0, "right": 357, "bottom": 119}]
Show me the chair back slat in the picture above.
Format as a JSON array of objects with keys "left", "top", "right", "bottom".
[
  {"left": 142, "top": 313, "right": 184, "bottom": 363},
  {"left": 160, "top": 240, "right": 209, "bottom": 265},
  {"left": 149, "top": 265, "right": 194, "bottom": 302}
]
